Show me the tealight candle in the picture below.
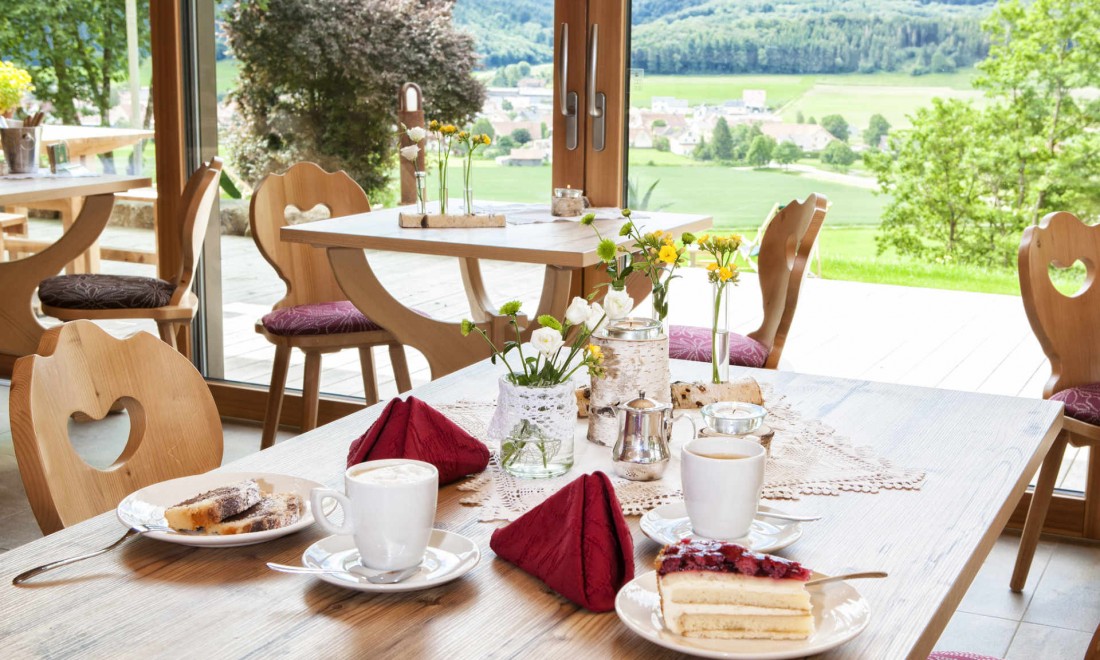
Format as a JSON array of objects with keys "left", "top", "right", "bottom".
[
  {"left": 551, "top": 186, "right": 585, "bottom": 217},
  {"left": 602, "top": 317, "right": 663, "bottom": 340}
]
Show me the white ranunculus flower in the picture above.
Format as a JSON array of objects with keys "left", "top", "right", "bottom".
[
  {"left": 530, "top": 327, "right": 565, "bottom": 357},
  {"left": 399, "top": 144, "right": 420, "bottom": 161},
  {"left": 586, "top": 302, "right": 608, "bottom": 332},
  {"left": 406, "top": 126, "right": 427, "bottom": 142},
  {"left": 603, "top": 289, "right": 634, "bottom": 320},
  {"left": 564, "top": 297, "right": 592, "bottom": 326}
]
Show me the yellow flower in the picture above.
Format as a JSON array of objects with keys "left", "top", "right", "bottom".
[
  {"left": 587, "top": 343, "right": 604, "bottom": 362},
  {"left": 481, "top": 134, "right": 492, "bottom": 146},
  {"left": 662, "top": 235, "right": 675, "bottom": 246},
  {"left": 696, "top": 234, "right": 709, "bottom": 245},
  {"left": 706, "top": 262, "right": 719, "bottom": 272},
  {"left": 428, "top": 120, "right": 440, "bottom": 131},
  {"left": 658, "top": 244, "right": 679, "bottom": 265},
  {"left": 458, "top": 130, "right": 469, "bottom": 140},
  {"left": 718, "top": 266, "right": 734, "bottom": 282},
  {"left": 441, "top": 124, "right": 457, "bottom": 135}
]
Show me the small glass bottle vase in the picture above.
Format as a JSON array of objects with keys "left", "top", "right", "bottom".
[
  {"left": 711, "top": 281, "right": 731, "bottom": 384},
  {"left": 414, "top": 171, "right": 428, "bottom": 214},
  {"left": 647, "top": 267, "right": 672, "bottom": 336},
  {"left": 486, "top": 377, "right": 576, "bottom": 479},
  {"left": 463, "top": 187, "right": 474, "bottom": 216}
]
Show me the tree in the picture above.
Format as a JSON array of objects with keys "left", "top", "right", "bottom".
[
  {"left": 820, "top": 114, "right": 850, "bottom": 142},
  {"left": 795, "top": 110, "right": 805, "bottom": 124},
  {"left": 0, "top": 2, "right": 151, "bottom": 126},
  {"left": 820, "top": 140, "right": 857, "bottom": 170},
  {"left": 863, "top": 114, "right": 891, "bottom": 147},
  {"left": 692, "top": 136, "right": 712, "bottom": 161},
  {"left": 225, "top": 0, "right": 484, "bottom": 197},
  {"left": 471, "top": 117, "right": 495, "bottom": 140},
  {"left": 746, "top": 135, "right": 776, "bottom": 167},
  {"left": 711, "top": 117, "right": 734, "bottom": 161},
  {"left": 653, "top": 135, "right": 671, "bottom": 152},
  {"left": 807, "top": 116, "right": 817, "bottom": 125},
  {"left": 510, "top": 128, "right": 532, "bottom": 145},
  {"left": 774, "top": 141, "right": 801, "bottom": 169}
]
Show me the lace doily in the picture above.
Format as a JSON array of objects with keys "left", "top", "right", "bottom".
[{"left": 444, "top": 386, "right": 926, "bottom": 522}]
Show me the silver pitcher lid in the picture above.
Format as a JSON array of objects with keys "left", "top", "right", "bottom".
[{"left": 618, "top": 390, "right": 671, "bottom": 414}]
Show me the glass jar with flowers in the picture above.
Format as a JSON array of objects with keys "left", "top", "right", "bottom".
[
  {"left": 398, "top": 123, "right": 428, "bottom": 213},
  {"left": 456, "top": 131, "right": 491, "bottom": 215},
  {"left": 427, "top": 120, "right": 458, "bottom": 214},
  {"left": 579, "top": 211, "right": 635, "bottom": 322},
  {"left": 461, "top": 299, "right": 607, "bottom": 478},
  {"left": 695, "top": 233, "right": 743, "bottom": 384}
]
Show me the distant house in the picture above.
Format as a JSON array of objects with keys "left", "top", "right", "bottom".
[
  {"left": 759, "top": 123, "right": 837, "bottom": 152},
  {"left": 491, "top": 120, "right": 543, "bottom": 141},
  {"left": 629, "top": 126, "right": 655, "bottom": 149},
  {"left": 743, "top": 89, "right": 767, "bottom": 111},
  {"left": 497, "top": 147, "right": 547, "bottom": 167}
]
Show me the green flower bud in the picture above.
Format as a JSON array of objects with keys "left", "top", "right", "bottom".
[
  {"left": 619, "top": 222, "right": 632, "bottom": 237},
  {"left": 498, "top": 300, "right": 522, "bottom": 316},
  {"left": 537, "top": 315, "right": 563, "bottom": 331},
  {"left": 681, "top": 232, "right": 696, "bottom": 245},
  {"left": 596, "top": 238, "right": 618, "bottom": 262},
  {"left": 460, "top": 319, "right": 475, "bottom": 336},
  {"left": 580, "top": 213, "right": 596, "bottom": 226}
]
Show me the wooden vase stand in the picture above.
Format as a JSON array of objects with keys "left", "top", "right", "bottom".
[{"left": 398, "top": 212, "right": 506, "bottom": 228}]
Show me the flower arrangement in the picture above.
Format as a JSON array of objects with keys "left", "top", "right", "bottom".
[
  {"left": 399, "top": 121, "right": 491, "bottom": 216},
  {"left": 457, "top": 130, "right": 491, "bottom": 213},
  {"left": 696, "top": 233, "right": 744, "bottom": 383},
  {"left": 461, "top": 298, "right": 607, "bottom": 387},
  {"left": 399, "top": 124, "right": 428, "bottom": 212},
  {"left": 0, "top": 61, "right": 34, "bottom": 117}
]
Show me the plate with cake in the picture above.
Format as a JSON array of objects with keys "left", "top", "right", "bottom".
[
  {"left": 640, "top": 502, "right": 803, "bottom": 553},
  {"left": 117, "top": 472, "right": 322, "bottom": 547},
  {"left": 615, "top": 540, "right": 870, "bottom": 659}
]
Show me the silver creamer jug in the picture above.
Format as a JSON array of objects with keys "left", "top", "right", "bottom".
[{"left": 611, "top": 391, "right": 695, "bottom": 481}]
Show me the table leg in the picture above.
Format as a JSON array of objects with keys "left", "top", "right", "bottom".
[{"left": 0, "top": 194, "right": 115, "bottom": 371}]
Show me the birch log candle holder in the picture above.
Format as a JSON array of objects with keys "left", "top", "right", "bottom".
[{"left": 587, "top": 317, "right": 671, "bottom": 447}]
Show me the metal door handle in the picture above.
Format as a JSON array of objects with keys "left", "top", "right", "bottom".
[
  {"left": 558, "top": 23, "right": 578, "bottom": 150},
  {"left": 587, "top": 24, "right": 606, "bottom": 151}
]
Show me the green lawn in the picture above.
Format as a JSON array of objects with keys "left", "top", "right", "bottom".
[{"left": 137, "top": 58, "right": 240, "bottom": 97}]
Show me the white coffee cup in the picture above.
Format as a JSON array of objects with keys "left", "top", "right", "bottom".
[
  {"left": 311, "top": 459, "right": 439, "bottom": 570},
  {"left": 681, "top": 436, "right": 766, "bottom": 540}
]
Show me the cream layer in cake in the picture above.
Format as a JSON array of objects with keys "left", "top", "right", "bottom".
[{"left": 659, "top": 572, "right": 813, "bottom": 639}]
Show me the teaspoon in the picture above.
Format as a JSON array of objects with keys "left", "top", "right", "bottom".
[{"left": 266, "top": 562, "right": 420, "bottom": 584}]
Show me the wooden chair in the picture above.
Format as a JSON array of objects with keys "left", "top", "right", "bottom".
[
  {"left": 0, "top": 210, "right": 29, "bottom": 260},
  {"left": 36, "top": 158, "right": 222, "bottom": 357},
  {"left": 1087, "top": 620, "right": 1100, "bottom": 660},
  {"left": 9, "top": 320, "right": 223, "bottom": 534},
  {"left": 1012, "top": 211, "right": 1100, "bottom": 591},
  {"left": 669, "top": 193, "right": 829, "bottom": 369},
  {"left": 251, "top": 162, "right": 413, "bottom": 449}
]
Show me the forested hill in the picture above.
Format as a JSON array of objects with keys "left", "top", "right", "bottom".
[{"left": 453, "top": 0, "right": 996, "bottom": 74}]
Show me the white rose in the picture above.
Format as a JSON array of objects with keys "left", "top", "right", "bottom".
[
  {"left": 407, "top": 126, "right": 427, "bottom": 142},
  {"left": 530, "top": 327, "right": 565, "bottom": 357},
  {"left": 399, "top": 144, "right": 420, "bottom": 161},
  {"left": 564, "top": 297, "right": 592, "bottom": 326},
  {"left": 586, "top": 303, "right": 608, "bottom": 332},
  {"left": 603, "top": 289, "right": 634, "bottom": 320}
]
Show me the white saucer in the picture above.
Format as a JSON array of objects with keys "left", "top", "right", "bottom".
[
  {"left": 117, "top": 472, "right": 322, "bottom": 547},
  {"left": 640, "top": 502, "right": 802, "bottom": 553},
  {"left": 615, "top": 570, "right": 870, "bottom": 659},
  {"left": 302, "top": 529, "right": 480, "bottom": 592}
]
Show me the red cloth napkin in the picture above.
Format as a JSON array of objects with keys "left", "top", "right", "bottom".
[
  {"left": 346, "top": 396, "right": 490, "bottom": 485},
  {"left": 489, "top": 471, "right": 635, "bottom": 612}
]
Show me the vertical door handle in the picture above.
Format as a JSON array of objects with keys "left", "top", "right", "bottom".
[
  {"left": 558, "top": 23, "right": 578, "bottom": 151},
  {"left": 587, "top": 24, "right": 606, "bottom": 151}
]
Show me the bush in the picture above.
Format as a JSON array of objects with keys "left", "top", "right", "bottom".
[
  {"left": 821, "top": 141, "right": 857, "bottom": 170},
  {"left": 653, "top": 136, "right": 671, "bottom": 152},
  {"left": 224, "top": 0, "right": 484, "bottom": 197}
]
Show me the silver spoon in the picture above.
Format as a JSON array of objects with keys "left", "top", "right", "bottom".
[
  {"left": 806, "top": 571, "right": 888, "bottom": 587},
  {"left": 12, "top": 524, "right": 177, "bottom": 585},
  {"left": 267, "top": 562, "right": 420, "bottom": 584},
  {"left": 757, "top": 510, "right": 822, "bottom": 523}
]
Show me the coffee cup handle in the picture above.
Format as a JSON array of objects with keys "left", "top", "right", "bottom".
[
  {"left": 671, "top": 413, "right": 699, "bottom": 442},
  {"left": 310, "top": 487, "right": 355, "bottom": 536}
]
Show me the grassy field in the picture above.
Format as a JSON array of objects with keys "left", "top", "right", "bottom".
[{"left": 139, "top": 58, "right": 240, "bottom": 97}]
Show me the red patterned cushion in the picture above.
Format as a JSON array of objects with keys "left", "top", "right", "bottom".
[
  {"left": 261, "top": 301, "right": 383, "bottom": 337},
  {"left": 927, "top": 653, "right": 1002, "bottom": 660},
  {"left": 38, "top": 274, "right": 175, "bottom": 310},
  {"left": 668, "top": 324, "right": 770, "bottom": 368},
  {"left": 1050, "top": 383, "right": 1100, "bottom": 425}
]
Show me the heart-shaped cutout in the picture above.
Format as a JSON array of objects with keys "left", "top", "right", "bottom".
[
  {"left": 68, "top": 397, "right": 147, "bottom": 470},
  {"left": 1048, "top": 257, "right": 1093, "bottom": 298},
  {"left": 284, "top": 203, "right": 332, "bottom": 226}
]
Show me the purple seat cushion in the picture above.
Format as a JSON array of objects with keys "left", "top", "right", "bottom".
[
  {"left": 668, "top": 324, "right": 770, "bottom": 369},
  {"left": 1050, "top": 383, "right": 1100, "bottom": 426},
  {"left": 927, "top": 653, "right": 1002, "bottom": 660},
  {"left": 38, "top": 274, "right": 175, "bottom": 310},
  {"left": 261, "top": 301, "right": 383, "bottom": 337}
]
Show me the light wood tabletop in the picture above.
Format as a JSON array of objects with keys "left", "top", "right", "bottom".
[
  {"left": 39, "top": 125, "right": 154, "bottom": 160},
  {"left": 0, "top": 174, "right": 151, "bottom": 206},
  {"left": 0, "top": 360, "right": 1062, "bottom": 659}
]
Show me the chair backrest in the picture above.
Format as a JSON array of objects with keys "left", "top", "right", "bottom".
[
  {"left": 747, "top": 193, "right": 829, "bottom": 368},
  {"left": 170, "top": 157, "right": 223, "bottom": 306},
  {"left": 1019, "top": 211, "right": 1100, "bottom": 397},
  {"left": 9, "top": 321, "right": 223, "bottom": 533},
  {"left": 249, "top": 162, "right": 372, "bottom": 309}
]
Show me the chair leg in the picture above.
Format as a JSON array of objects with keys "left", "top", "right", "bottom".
[
  {"left": 1011, "top": 429, "right": 1069, "bottom": 591},
  {"left": 157, "top": 321, "right": 178, "bottom": 350},
  {"left": 301, "top": 351, "right": 322, "bottom": 433},
  {"left": 177, "top": 321, "right": 193, "bottom": 360},
  {"left": 358, "top": 346, "right": 380, "bottom": 406},
  {"left": 388, "top": 342, "right": 413, "bottom": 393},
  {"left": 261, "top": 345, "right": 291, "bottom": 450}
]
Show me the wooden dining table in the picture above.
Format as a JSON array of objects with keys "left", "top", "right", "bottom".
[
  {"left": 281, "top": 205, "right": 712, "bottom": 379},
  {"left": 0, "top": 174, "right": 150, "bottom": 374},
  {"left": 0, "top": 359, "right": 1062, "bottom": 659}
]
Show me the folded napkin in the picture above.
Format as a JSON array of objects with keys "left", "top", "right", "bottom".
[
  {"left": 346, "top": 396, "right": 490, "bottom": 485},
  {"left": 489, "top": 471, "right": 635, "bottom": 612}
]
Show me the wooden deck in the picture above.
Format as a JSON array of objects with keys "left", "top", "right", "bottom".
[{"left": 20, "top": 218, "right": 1088, "bottom": 492}]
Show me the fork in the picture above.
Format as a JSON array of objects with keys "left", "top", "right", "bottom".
[{"left": 12, "top": 524, "right": 176, "bottom": 585}]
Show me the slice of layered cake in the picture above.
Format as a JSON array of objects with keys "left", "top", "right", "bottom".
[{"left": 656, "top": 539, "right": 814, "bottom": 640}]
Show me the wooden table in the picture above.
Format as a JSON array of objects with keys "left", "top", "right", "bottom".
[
  {"left": 282, "top": 206, "right": 712, "bottom": 378},
  {"left": 0, "top": 360, "right": 1062, "bottom": 659},
  {"left": 39, "top": 125, "right": 154, "bottom": 161},
  {"left": 0, "top": 174, "right": 151, "bottom": 371}
]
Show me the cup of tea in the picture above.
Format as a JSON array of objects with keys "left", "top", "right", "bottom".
[
  {"left": 311, "top": 459, "right": 438, "bottom": 570},
  {"left": 681, "top": 436, "right": 766, "bottom": 540}
]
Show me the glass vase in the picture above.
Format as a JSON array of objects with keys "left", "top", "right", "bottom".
[
  {"left": 487, "top": 377, "right": 576, "bottom": 479},
  {"left": 711, "top": 281, "right": 730, "bottom": 384},
  {"left": 463, "top": 187, "right": 474, "bottom": 216},
  {"left": 415, "top": 171, "right": 428, "bottom": 214},
  {"left": 648, "top": 267, "right": 671, "bottom": 336},
  {"left": 439, "top": 186, "right": 448, "bottom": 215}
]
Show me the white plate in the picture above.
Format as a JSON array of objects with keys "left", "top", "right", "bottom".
[
  {"left": 117, "top": 472, "right": 322, "bottom": 547},
  {"left": 616, "top": 570, "right": 870, "bottom": 659},
  {"left": 640, "top": 502, "right": 803, "bottom": 553},
  {"left": 301, "top": 530, "right": 480, "bottom": 593}
]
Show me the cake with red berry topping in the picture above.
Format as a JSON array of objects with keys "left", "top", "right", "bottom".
[{"left": 656, "top": 540, "right": 814, "bottom": 640}]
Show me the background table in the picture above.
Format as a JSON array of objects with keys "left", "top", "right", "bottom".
[
  {"left": 0, "top": 174, "right": 150, "bottom": 372},
  {"left": 0, "top": 359, "right": 1062, "bottom": 658},
  {"left": 282, "top": 206, "right": 712, "bottom": 378}
]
